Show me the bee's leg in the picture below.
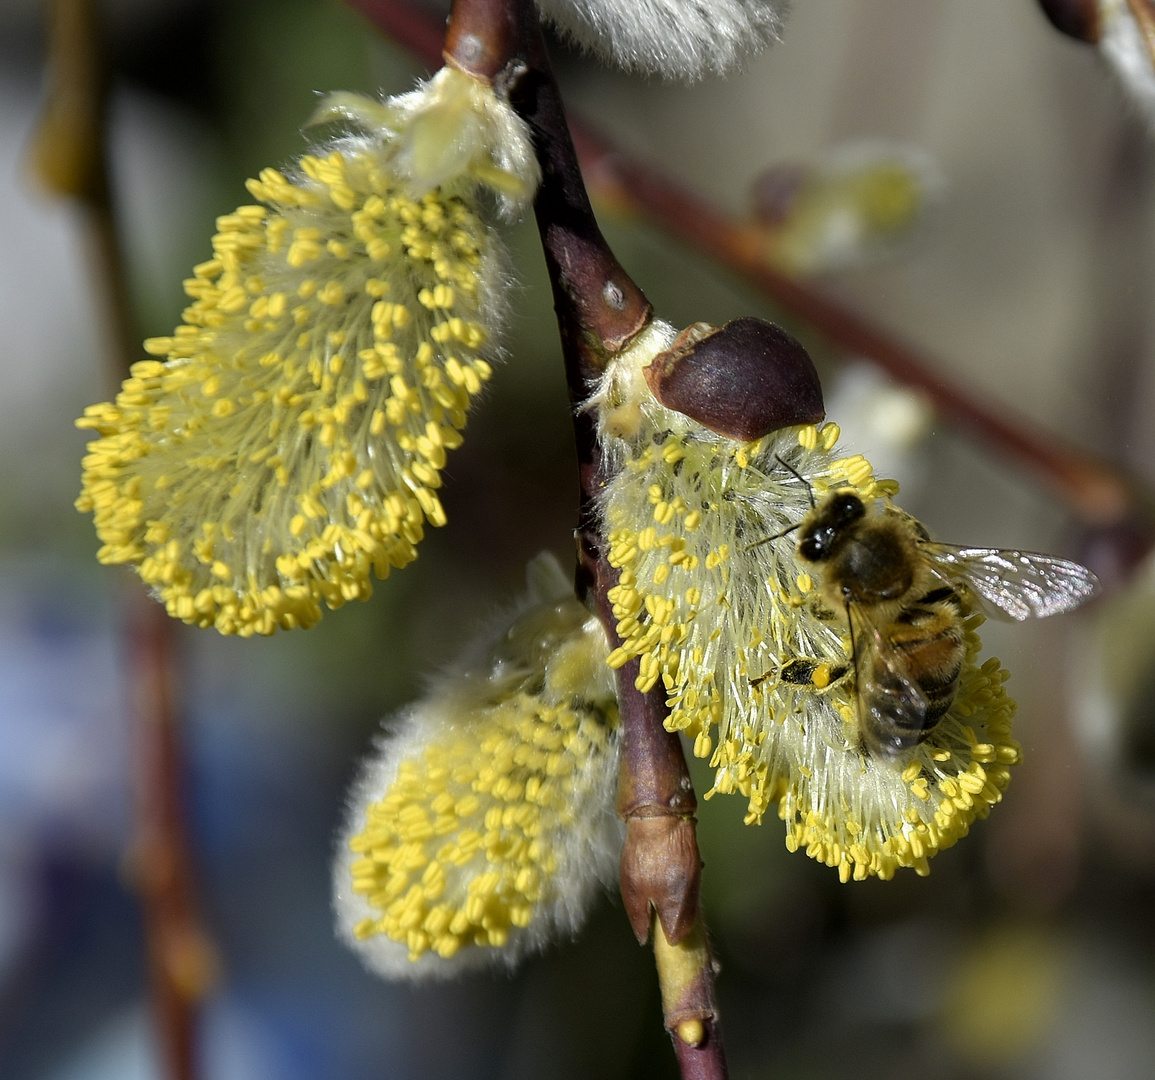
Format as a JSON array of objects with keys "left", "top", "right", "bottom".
[{"left": 845, "top": 598, "right": 860, "bottom": 686}]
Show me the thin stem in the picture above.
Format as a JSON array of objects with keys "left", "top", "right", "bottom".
[
  {"left": 443, "top": 0, "right": 521, "bottom": 79},
  {"left": 441, "top": 0, "right": 727, "bottom": 1073},
  {"left": 653, "top": 916, "right": 727, "bottom": 1080},
  {"left": 30, "top": 4, "right": 217, "bottom": 1078},
  {"left": 502, "top": 11, "right": 725, "bottom": 1071},
  {"left": 343, "top": 0, "right": 1143, "bottom": 534},
  {"left": 28, "top": 0, "right": 134, "bottom": 375},
  {"left": 125, "top": 597, "right": 218, "bottom": 1080}
]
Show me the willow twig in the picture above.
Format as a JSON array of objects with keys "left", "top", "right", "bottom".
[
  {"left": 435, "top": 0, "right": 729, "bottom": 1073},
  {"left": 30, "top": 3, "right": 217, "bottom": 1078}
]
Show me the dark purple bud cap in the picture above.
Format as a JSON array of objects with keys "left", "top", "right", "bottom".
[
  {"left": 643, "top": 317, "right": 825, "bottom": 442},
  {"left": 1037, "top": 0, "right": 1101, "bottom": 42}
]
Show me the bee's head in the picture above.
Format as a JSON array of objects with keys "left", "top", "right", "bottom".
[{"left": 798, "top": 489, "right": 866, "bottom": 562}]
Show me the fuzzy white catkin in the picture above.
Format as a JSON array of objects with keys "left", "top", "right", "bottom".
[
  {"left": 534, "top": 0, "right": 789, "bottom": 80},
  {"left": 1099, "top": 0, "right": 1155, "bottom": 132},
  {"left": 333, "top": 554, "right": 623, "bottom": 979}
]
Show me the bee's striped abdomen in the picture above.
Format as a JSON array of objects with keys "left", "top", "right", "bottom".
[{"left": 892, "top": 591, "right": 965, "bottom": 729}]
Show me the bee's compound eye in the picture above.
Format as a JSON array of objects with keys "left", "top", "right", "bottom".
[
  {"left": 799, "top": 536, "right": 822, "bottom": 561},
  {"left": 833, "top": 493, "right": 865, "bottom": 525}
]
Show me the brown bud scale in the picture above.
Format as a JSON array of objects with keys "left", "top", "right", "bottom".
[
  {"left": 644, "top": 317, "right": 825, "bottom": 442},
  {"left": 619, "top": 815, "right": 702, "bottom": 945}
]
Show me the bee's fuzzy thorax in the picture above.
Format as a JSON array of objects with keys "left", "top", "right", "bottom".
[{"left": 804, "top": 499, "right": 941, "bottom": 622}]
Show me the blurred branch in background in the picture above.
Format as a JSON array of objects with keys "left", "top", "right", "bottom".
[
  {"left": 345, "top": 0, "right": 1151, "bottom": 569},
  {"left": 27, "top": 2, "right": 218, "bottom": 1078}
]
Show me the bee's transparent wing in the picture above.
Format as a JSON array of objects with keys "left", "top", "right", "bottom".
[
  {"left": 847, "top": 603, "right": 930, "bottom": 761},
  {"left": 927, "top": 545, "right": 1100, "bottom": 622}
]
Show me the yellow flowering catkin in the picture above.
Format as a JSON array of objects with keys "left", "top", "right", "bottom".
[
  {"left": 76, "top": 135, "right": 504, "bottom": 636},
  {"left": 334, "top": 554, "right": 622, "bottom": 978},
  {"left": 595, "top": 327, "right": 1019, "bottom": 881}
]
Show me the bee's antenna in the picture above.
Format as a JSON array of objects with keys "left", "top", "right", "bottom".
[
  {"left": 775, "top": 454, "right": 815, "bottom": 508},
  {"left": 742, "top": 520, "right": 802, "bottom": 552}
]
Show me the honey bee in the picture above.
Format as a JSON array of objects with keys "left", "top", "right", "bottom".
[{"left": 788, "top": 486, "right": 1099, "bottom": 760}]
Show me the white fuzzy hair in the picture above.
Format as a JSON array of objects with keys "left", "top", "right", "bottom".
[
  {"left": 311, "top": 67, "right": 541, "bottom": 221},
  {"left": 1099, "top": 0, "right": 1155, "bottom": 132},
  {"left": 534, "top": 0, "right": 789, "bottom": 80},
  {"left": 332, "top": 554, "right": 623, "bottom": 980}
]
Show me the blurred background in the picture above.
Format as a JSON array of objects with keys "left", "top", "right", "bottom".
[{"left": 3, "top": 0, "right": 1155, "bottom": 1077}]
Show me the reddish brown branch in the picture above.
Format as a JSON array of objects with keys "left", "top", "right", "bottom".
[
  {"left": 441, "top": 0, "right": 725, "bottom": 1073},
  {"left": 589, "top": 566, "right": 699, "bottom": 947},
  {"left": 344, "top": 0, "right": 1141, "bottom": 531},
  {"left": 1036, "top": 0, "right": 1101, "bottom": 42},
  {"left": 469, "top": 0, "right": 707, "bottom": 947},
  {"left": 443, "top": 0, "right": 522, "bottom": 79},
  {"left": 125, "top": 598, "right": 218, "bottom": 1080},
  {"left": 497, "top": 11, "right": 724, "bottom": 1072},
  {"left": 31, "top": 3, "right": 216, "bottom": 1077},
  {"left": 653, "top": 917, "right": 727, "bottom": 1080}
]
